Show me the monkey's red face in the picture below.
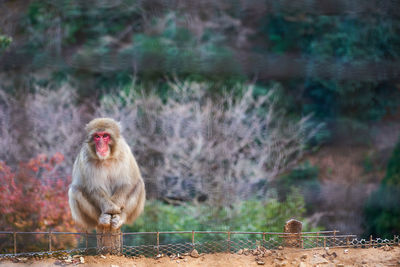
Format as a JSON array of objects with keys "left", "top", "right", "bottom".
[{"left": 93, "top": 132, "right": 111, "bottom": 159}]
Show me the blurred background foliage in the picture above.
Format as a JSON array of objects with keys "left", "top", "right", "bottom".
[
  {"left": 364, "top": 137, "right": 400, "bottom": 238},
  {"left": 1, "top": 0, "right": 400, "bottom": 238}
]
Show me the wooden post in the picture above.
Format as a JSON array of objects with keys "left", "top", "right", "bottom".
[{"left": 96, "top": 225, "right": 122, "bottom": 254}]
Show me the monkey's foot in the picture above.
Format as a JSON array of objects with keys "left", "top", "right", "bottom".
[
  {"left": 111, "top": 214, "right": 124, "bottom": 229},
  {"left": 99, "top": 213, "right": 112, "bottom": 226}
]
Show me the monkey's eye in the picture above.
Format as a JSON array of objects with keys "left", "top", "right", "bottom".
[
  {"left": 103, "top": 134, "right": 110, "bottom": 139},
  {"left": 94, "top": 135, "right": 100, "bottom": 140}
]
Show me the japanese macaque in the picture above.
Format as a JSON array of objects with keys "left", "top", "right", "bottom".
[{"left": 68, "top": 118, "right": 145, "bottom": 230}]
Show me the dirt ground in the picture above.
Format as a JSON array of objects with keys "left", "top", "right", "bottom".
[{"left": 1, "top": 246, "right": 399, "bottom": 267}]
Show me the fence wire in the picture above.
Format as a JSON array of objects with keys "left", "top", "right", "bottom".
[{"left": 0, "top": 231, "right": 398, "bottom": 258}]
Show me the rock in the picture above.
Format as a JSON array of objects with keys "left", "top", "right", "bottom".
[
  {"left": 190, "top": 249, "right": 200, "bottom": 258},
  {"left": 280, "top": 260, "right": 288, "bottom": 266},
  {"left": 155, "top": 254, "right": 163, "bottom": 259},
  {"left": 276, "top": 256, "right": 286, "bottom": 261},
  {"left": 300, "top": 254, "right": 307, "bottom": 260},
  {"left": 257, "top": 260, "right": 265, "bottom": 265},
  {"left": 310, "top": 256, "right": 329, "bottom": 265},
  {"left": 237, "top": 249, "right": 243, "bottom": 255},
  {"left": 100, "top": 255, "right": 107, "bottom": 259},
  {"left": 343, "top": 249, "right": 348, "bottom": 254},
  {"left": 176, "top": 260, "right": 180, "bottom": 263},
  {"left": 362, "top": 260, "right": 367, "bottom": 264},
  {"left": 243, "top": 248, "right": 250, "bottom": 255},
  {"left": 16, "top": 257, "right": 28, "bottom": 263},
  {"left": 278, "top": 246, "right": 284, "bottom": 250},
  {"left": 336, "top": 264, "right": 344, "bottom": 267},
  {"left": 111, "top": 265, "right": 120, "bottom": 267},
  {"left": 325, "top": 247, "right": 330, "bottom": 252},
  {"left": 79, "top": 257, "right": 85, "bottom": 264},
  {"left": 273, "top": 260, "right": 288, "bottom": 267},
  {"left": 298, "top": 262, "right": 307, "bottom": 267}
]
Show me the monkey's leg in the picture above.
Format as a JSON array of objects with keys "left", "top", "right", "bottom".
[
  {"left": 109, "top": 180, "right": 145, "bottom": 229},
  {"left": 91, "top": 188, "right": 121, "bottom": 215},
  {"left": 68, "top": 187, "right": 101, "bottom": 228},
  {"left": 125, "top": 182, "right": 146, "bottom": 224}
]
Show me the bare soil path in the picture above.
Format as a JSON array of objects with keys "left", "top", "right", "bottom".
[{"left": 1, "top": 246, "right": 399, "bottom": 267}]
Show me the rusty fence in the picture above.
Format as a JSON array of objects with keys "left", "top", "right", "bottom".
[{"left": 0, "top": 230, "right": 398, "bottom": 257}]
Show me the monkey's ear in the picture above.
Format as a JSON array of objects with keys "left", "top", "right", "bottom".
[
  {"left": 84, "top": 122, "right": 91, "bottom": 134},
  {"left": 116, "top": 121, "right": 123, "bottom": 133}
]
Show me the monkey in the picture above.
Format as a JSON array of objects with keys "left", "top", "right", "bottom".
[{"left": 68, "top": 118, "right": 145, "bottom": 230}]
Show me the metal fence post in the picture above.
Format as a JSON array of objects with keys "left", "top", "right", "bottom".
[
  {"left": 85, "top": 231, "right": 88, "bottom": 252},
  {"left": 333, "top": 230, "right": 337, "bottom": 247},
  {"left": 192, "top": 230, "right": 195, "bottom": 250},
  {"left": 262, "top": 232, "right": 266, "bottom": 248},
  {"left": 120, "top": 232, "right": 124, "bottom": 255},
  {"left": 156, "top": 231, "right": 160, "bottom": 255},
  {"left": 13, "top": 232, "right": 16, "bottom": 255},
  {"left": 227, "top": 231, "right": 231, "bottom": 253},
  {"left": 369, "top": 235, "right": 373, "bottom": 248},
  {"left": 301, "top": 233, "right": 304, "bottom": 248},
  {"left": 49, "top": 229, "right": 52, "bottom": 252}
]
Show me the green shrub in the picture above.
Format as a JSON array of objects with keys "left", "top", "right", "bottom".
[
  {"left": 364, "top": 136, "right": 400, "bottom": 238},
  {"left": 123, "top": 189, "right": 311, "bottom": 244},
  {"left": 276, "top": 162, "right": 320, "bottom": 212},
  {"left": 0, "top": 35, "right": 12, "bottom": 51}
]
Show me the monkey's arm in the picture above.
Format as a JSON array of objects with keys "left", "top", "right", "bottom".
[
  {"left": 110, "top": 156, "right": 144, "bottom": 210},
  {"left": 89, "top": 187, "right": 121, "bottom": 215},
  {"left": 109, "top": 179, "right": 145, "bottom": 229},
  {"left": 110, "top": 179, "right": 143, "bottom": 210}
]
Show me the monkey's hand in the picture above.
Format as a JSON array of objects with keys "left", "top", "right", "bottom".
[
  {"left": 102, "top": 202, "right": 121, "bottom": 215},
  {"left": 111, "top": 214, "right": 125, "bottom": 230},
  {"left": 98, "top": 213, "right": 112, "bottom": 226}
]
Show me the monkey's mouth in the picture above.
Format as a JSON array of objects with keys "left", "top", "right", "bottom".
[{"left": 96, "top": 144, "right": 109, "bottom": 158}]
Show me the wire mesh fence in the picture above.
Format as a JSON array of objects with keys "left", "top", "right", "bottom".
[{"left": 0, "top": 230, "right": 398, "bottom": 258}]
